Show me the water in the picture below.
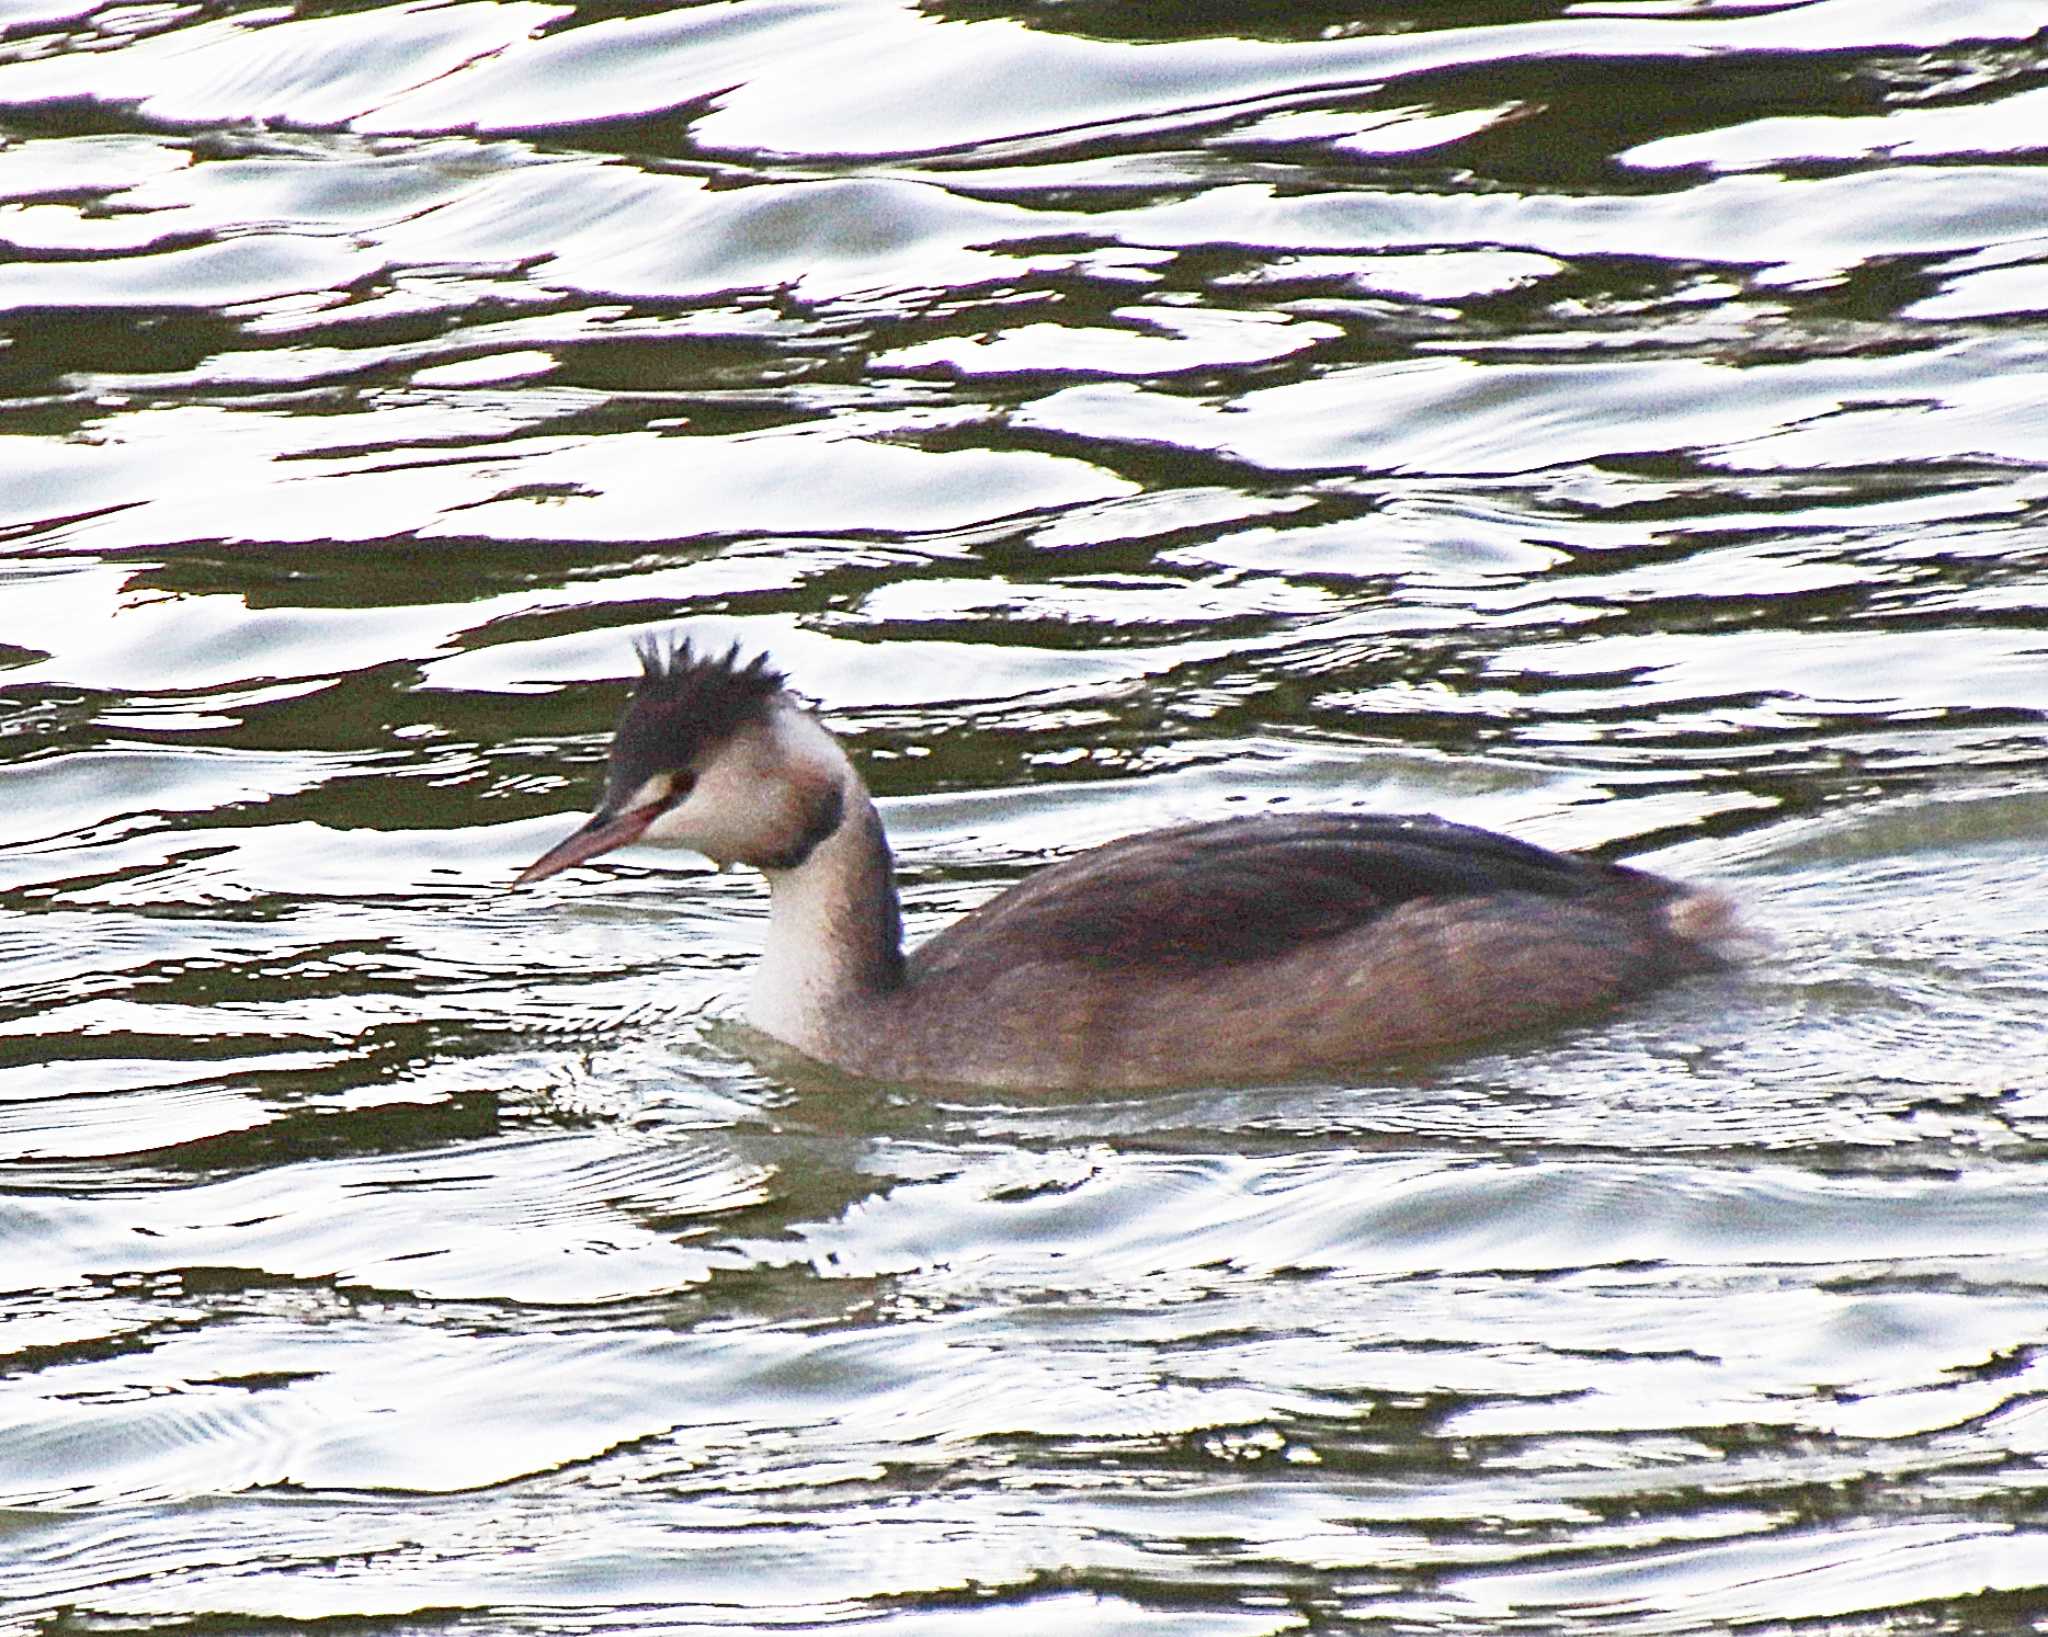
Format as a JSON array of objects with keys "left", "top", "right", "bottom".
[{"left": 4, "top": 0, "right": 2048, "bottom": 1629}]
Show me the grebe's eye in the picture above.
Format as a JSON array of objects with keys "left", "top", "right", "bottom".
[{"left": 620, "top": 771, "right": 691, "bottom": 813}]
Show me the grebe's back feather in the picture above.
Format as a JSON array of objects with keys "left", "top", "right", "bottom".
[{"left": 915, "top": 811, "right": 1691, "bottom": 979}]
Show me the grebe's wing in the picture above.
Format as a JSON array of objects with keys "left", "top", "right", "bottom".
[{"left": 919, "top": 812, "right": 1672, "bottom": 976}]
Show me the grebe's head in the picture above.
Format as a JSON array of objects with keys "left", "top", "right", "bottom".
[{"left": 516, "top": 636, "right": 848, "bottom": 885}]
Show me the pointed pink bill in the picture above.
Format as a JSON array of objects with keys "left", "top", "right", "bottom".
[{"left": 515, "top": 802, "right": 665, "bottom": 887}]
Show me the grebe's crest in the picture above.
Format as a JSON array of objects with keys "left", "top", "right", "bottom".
[
  {"left": 633, "top": 635, "right": 784, "bottom": 716},
  {"left": 608, "top": 636, "right": 788, "bottom": 795}
]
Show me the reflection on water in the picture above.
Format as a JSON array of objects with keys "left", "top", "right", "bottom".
[{"left": 4, "top": 0, "right": 2048, "bottom": 1628}]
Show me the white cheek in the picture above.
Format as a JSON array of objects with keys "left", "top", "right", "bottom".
[
  {"left": 641, "top": 768, "right": 760, "bottom": 864},
  {"left": 639, "top": 803, "right": 702, "bottom": 848}
]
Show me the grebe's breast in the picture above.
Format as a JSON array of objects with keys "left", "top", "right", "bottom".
[{"left": 867, "top": 812, "right": 1734, "bottom": 1091}]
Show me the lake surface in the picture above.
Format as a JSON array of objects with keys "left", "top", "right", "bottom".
[{"left": 4, "top": 0, "right": 2048, "bottom": 1630}]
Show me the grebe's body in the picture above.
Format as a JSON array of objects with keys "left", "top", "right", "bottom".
[{"left": 519, "top": 640, "right": 1738, "bottom": 1091}]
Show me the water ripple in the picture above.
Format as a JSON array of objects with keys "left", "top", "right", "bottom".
[{"left": 4, "top": 0, "right": 2048, "bottom": 1627}]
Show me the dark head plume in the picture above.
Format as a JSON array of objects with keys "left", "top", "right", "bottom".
[
  {"left": 632, "top": 634, "right": 784, "bottom": 713},
  {"left": 604, "top": 635, "right": 787, "bottom": 802}
]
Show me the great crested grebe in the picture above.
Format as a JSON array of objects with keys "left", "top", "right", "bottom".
[{"left": 517, "top": 638, "right": 1740, "bottom": 1091}]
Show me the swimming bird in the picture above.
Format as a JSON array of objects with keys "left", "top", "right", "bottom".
[{"left": 517, "top": 638, "right": 1739, "bottom": 1090}]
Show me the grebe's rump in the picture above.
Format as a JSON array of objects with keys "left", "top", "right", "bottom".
[{"left": 518, "top": 640, "right": 1743, "bottom": 1091}]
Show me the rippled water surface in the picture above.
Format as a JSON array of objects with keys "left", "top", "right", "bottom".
[{"left": 5, "top": 0, "right": 2048, "bottom": 1630}]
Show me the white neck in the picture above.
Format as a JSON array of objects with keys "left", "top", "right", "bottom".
[{"left": 746, "top": 776, "right": 905, "bottom": 1055}]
